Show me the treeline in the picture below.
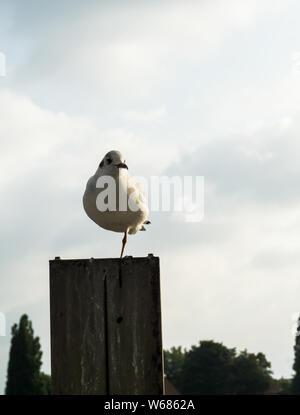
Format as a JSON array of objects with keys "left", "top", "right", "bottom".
[
  {"left": 164, "top": 341, "right": 277, "bottom": 394},
  {"left": 4, "top": 314, "right": 300, "bottom": 395},
  {"left": 164, "top": 315, "right": 300, "bottom": 395}
]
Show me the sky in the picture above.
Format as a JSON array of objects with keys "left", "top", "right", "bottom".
[{"left": 1, "top": 0, "right": 300, "bottom": 393}]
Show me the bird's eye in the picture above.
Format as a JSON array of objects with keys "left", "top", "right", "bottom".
[{"left": 106, "top": 158, "right": 112, "bottom": 165}]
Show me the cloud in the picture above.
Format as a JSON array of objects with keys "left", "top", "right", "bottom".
[
  {"left": 6, "top": 0, "right": 290, "bottom": 100},
  {"left": 122, "top": 105, "right": 166, "bottom": 121},
  {"left": 164, "top": 112, "right": 300, "bottom": 210}
]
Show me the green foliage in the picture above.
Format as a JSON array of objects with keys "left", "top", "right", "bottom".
[
  {"left": 230, "top": 350, "right": 272, "bottom": 394},
  {"left": 292, "top": 316, "right": 300, "bottom": 394},
  {"left": 40, "top": 373, "right": 52, "bottom": 395},
  {"left": 181, "top": 340, "right": 236, "bottom": 394},
  {"left": 5, "top": 314, "right": 51, "bottom": 395},
  {"left": 164, "top": 346, "right": 186, "bottom": 391},
  {"left": 271, "top": 377, "right": 292, "bottom": 395},
  {"left": 164, "top": 340, "right": 273, "bottom": 395}
]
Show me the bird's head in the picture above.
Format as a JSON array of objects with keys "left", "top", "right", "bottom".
[{"left": 98, "top": 150, "right": 128, "bottom": 175}]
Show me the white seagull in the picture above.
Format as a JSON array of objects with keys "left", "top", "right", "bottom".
[{"left": 83, "top": 150, "right": 150, "bottom": 258}]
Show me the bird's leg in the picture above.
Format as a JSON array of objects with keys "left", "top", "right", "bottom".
[{"left": 120, "top": 230, "right": 127, "bottom": 259}]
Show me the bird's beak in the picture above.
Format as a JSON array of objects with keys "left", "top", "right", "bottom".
[{"left": 116, "top": 162, "right": 128, "bottom": 169}]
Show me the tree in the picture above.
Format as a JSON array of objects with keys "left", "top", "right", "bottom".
[
  {"left": 165, "top": 340, "right": 274, "bottom": 395},
  {"left": 292, "top": 315, "right": 300, "bottom": 394},
  {"left": 270, "top": 377, "right": 291, "bottom": 395},
  {"left": 40, "top": 373, "right": 52, "bottom": 395},
  {"left": 5, "top": 314, "right": 50, "bottom": 395},
  {"left": 164, "top": 346, "right": 186, "bottom": 392},
  {"left": 180, "top": 340, "right": 236, "bottom": 394},
  {"left": 230, "top": 350, "right": 272, "bottom": 394}
]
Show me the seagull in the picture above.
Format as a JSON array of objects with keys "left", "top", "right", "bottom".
[{"left": 83, "top": 150, "right": 150, "bottom": 258}]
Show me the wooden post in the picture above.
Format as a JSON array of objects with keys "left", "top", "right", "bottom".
[{"left": 49, "top": 255, "right": 164, "bottom": 395}]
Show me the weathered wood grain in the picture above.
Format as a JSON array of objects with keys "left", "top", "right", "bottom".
[
  {"left": 106, "top": 256, "right": 163, "bottom": 395},
  {"left": 49, "top": 255, "right": 163, "bottom": 395},
  {"left": 50, "top": 258, "right": 108, "bottom": 394}
]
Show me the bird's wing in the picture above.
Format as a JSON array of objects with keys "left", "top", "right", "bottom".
[{"left": 127, "top": 175, "right": 148, "bottom": 206}]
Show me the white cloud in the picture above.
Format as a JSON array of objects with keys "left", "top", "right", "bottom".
[
  {"left": 0, "top": 89, "right": 176, "bottom": 192},
  {"left": 185, "top": 73, "right": 300, "bottom": 144},
  {"left": 10, "top": 0, "right": 291, "bottom": 99},
  {"left": 122, "top": 105, "right": 166, "bottom": 121},
  {"left": 0, "top": 89, "right": 97, "bottom": 187}
]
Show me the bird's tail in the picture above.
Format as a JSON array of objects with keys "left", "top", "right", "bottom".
[{"left": 140, "top": 220, "right": 151, "bottom": 231}]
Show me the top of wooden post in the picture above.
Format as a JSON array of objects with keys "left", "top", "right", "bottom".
[
  {"left": 50, "top": 253, "right": 156, "bottom": 262},
  {"left": 49, "top": 253, "right": 163, "bottom": 395}
]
